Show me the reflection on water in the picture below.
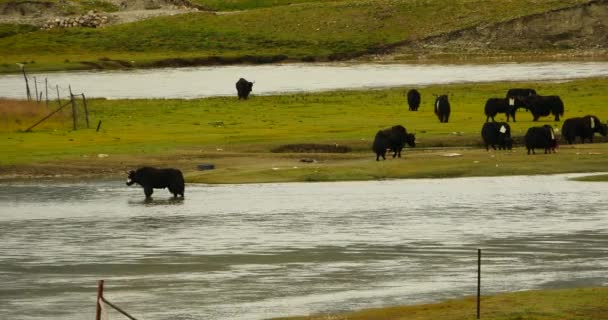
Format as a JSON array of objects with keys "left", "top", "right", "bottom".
[
  {"left": 0, "top": 62, "right": 608, "bottom": 99},
  {"left": 0, "top": 174, "right": 607, "bottom": 320}
]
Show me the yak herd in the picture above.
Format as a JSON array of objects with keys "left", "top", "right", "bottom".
[
  {"left": 373, "top": 87, "right": 607, "bottom": 160},
  {"left": 235, "top": 79, "right": 606, "bottom": 159},
  {"left": 126, "top": 79, "right": 607, "bottom": 198}
]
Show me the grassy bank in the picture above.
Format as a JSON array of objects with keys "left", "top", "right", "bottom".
[
  {"left": 271, "top": 287, "right": 608, "bottom": 320},
  {"left": 0, "top": 0, "right": 593, "bottom": 73},
  {"left": 1, "top": 78, "right": 607, "bottom": 182}
]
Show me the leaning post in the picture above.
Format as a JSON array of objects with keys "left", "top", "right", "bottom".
[
  {"left": 477, "top": 248, "right": 481, "bottom": 319},
  {"left": 96, "top": 280, "right": 105, "bottom": 320},
  {"left": 21, "top": 65, "right": 32, "bottom": 100}
]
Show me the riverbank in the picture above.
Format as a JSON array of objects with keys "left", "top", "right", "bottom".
[
  {"left": 1, "top": 0, "right": 606, "bottom": 73},
  {"left": 271, "top": 287, "right": 608, "bottom": 320},
  {"left": 1, "top": 78, "right": 607, "bottom": 183}
]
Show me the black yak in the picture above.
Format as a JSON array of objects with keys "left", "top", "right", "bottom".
[
  {"left": 434, "top": 95, "right": 451, "bottom": 123},
  {"left": 522, "top": 95, "right": 564, "bottom": 121},
  {"left": 506, "top": 88, "right": 537, "bottom": 99},
  {"left": 525, "top": 125, "right": 557, "bottom": 155},
  {"left": 407, "top": 89, "right": 421, "bottom": 111},
  {"left": 372, "top": 125, "right": 416, "bottom": 161},
  {"left": 481, "top": 122, "right": 512, "bottom": 151},
  {"left": 126, "top": 167, "right": 185, "bottom": 199},
  {"left": 235, "top": 78, "right": 254, "bottom": 100},
  {"left": 561, "top": 115, "right": 608, "bottom": 144},
  {"left": 484, "top": 97, "right": 519, "bottom": 122}
]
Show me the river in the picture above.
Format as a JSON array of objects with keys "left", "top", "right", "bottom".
[
  {"left": 0, "top": 174, "right": 606, "bottom": 319},
  {"left": 1, "top": 62, "right": 608, "bottom": 99}
]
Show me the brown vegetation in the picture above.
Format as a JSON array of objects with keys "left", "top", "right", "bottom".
[{"left": 0, "top": 98, "right": 69, "bottom": 132}]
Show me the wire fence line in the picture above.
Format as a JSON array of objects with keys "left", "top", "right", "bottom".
[{"left": 19, "top": 66, "right": 92, "bottom": 132}]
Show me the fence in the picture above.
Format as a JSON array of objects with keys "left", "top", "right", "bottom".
[
  {"left": 96, "top": 280, "right": 139, "bottom": 320},
  {"left": 18, "top": 65, "right": 92, "bottom": 132},
  {"left": 93, "top": 249, "right": 487, "bottom": 319}
]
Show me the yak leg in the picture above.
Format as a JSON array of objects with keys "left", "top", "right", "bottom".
[{"left": 144, "top": 186, "right": 153, "bottom": 199}]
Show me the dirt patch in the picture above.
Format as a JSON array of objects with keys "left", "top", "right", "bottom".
[
  {"left": 272, "top": 144, "right": 352, "bottom": 153},
  {"left": 381, "top": 0, "right": 608, "bottom": 59}
]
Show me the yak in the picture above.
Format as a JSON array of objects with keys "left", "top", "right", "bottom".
[
  {"left": 506, "top": 88, "right": 537, "bottom": 99},
  {"left": 434, "top": 95, "right": 451, "bottom": 123},
  {"left": 524, "top": 125, "right": 557, "bottom": 155},
  {"left": 522, "top": 95, "right": 564, "bottom": 121},
  {"left": 484, "top": 97, "right": 520, "bottom": 122},
  {"left": 235, "top": 78, "right": 254, "bottom": 100},
  {"left": 561, "top": 115, "right": 608, "bottom": 144},
  {"left": 126, "top": 167, "right": 185, "bottom": 199},
  {"left": 372, "top": 125, "right": 416, "bottom": 161},
  {"left": 407, "top": 89, "right": 421, "bottom": 111},
  {"left": 481, "top": 122, "right": 512, "bottom": 151}
]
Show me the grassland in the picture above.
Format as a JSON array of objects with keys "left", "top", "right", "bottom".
[
  {"left": 1, "top": 77, "right": 607, "bottom": 183},
  {"left": 190, "top": 0, "right": 326, "bottom": 11},
  {"left": 271, "top": 287, "right": 608, "bottom": 320},
  {"left": 0, "top": 0, "right": 593, "bottom": 73}
]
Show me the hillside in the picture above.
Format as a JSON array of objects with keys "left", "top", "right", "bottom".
[{"left": 0, "top": 0, "right": 605, "bottom": 73}]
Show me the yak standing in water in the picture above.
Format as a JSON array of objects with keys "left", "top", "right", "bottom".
[
  {"left": 235, "top": 78, "right": 254, "bottom": 100},
  {"left": 372, "top": 125, "right": 416, "bottom": 161},
  {"left": 126, "top": 167, "right": 185, "bottom": 199},
  {"left": 434, "top": 95, "right": 451, "bottom": 123},
  {"left": 561, "top": 115, "right": 608, "bottom": 144},
  {"left": 407, "top": 89, "right": 421, "bottom": 111}
]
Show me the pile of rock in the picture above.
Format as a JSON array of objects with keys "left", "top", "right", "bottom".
[{"left": 41, "top": 11, "right": 110, "bottom": 30}]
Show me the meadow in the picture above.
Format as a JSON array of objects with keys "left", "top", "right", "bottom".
[
  {"left": 1, "top": 77, "right": 607, "bottom": 183},
  {"left": 272, "top": 287, "right": 608, "bottom": 320},
  {"left": 0, "top": 0, "right": 592, "bottom": 73}
]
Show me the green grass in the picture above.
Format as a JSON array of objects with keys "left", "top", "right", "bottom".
[
  {"left": 0, "top": 0, "right": 592, "bottom": 73},
  {"left": 271, "top": 287, "right": 608, "bottom": 320},
  {"left": 571, "top": 174, "right": 608, "bottom": 182},
  {"left": 1, "top": 78, "right": 607, "bottom": 182},
  {"left": 0, "top": 23, "right": 38, "bottom": 38},
  {"left": 190, "top": 0, "right": 326, "bottom": 11}
]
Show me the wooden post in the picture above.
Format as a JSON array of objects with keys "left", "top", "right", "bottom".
[
  {"left": 34, "top": 77, "right": 39, "bottom": 101},
  {"left": 56, "top": 85, "right": 61, "bottom": 106},
  {"left": 82, "top": 94, "right": 90, "bottom": 128},
  {"left": 96, "top": 280, "right": 105, "bottom": 320},
  {"left": 45, "top": 78, "right": 49, "bottom": 109},
  {"left": 477, "top": 248, "right": 481, "bottom": 319},
  {"left": 69, "top": 86, "right": 77, "bottom": 130},
  {"left": 34, "top": 77, "right": 39, "bottom": 102},
  {"left": 22, "top": 66, "right": 32, "bottom": 101},
  {"left": 96, "top": 120, "right": 102, "bottom": 132}
]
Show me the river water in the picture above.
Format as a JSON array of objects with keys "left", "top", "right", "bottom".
[
  {"left": 1, "top": 62, "right": 608, "bottom": 99},
  {"left": 0, "top": 174, "right": 607, "bottom": 319}
]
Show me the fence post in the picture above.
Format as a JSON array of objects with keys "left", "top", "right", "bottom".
[
  {"left": 96, "top": 280, "right": 105, "bottom": 320},
  {"left": 69, "top": 86, "right": 77, "bottom": 130},
  {"left": 34, "top": 77, "right": 39, "bottom": 102},
  {"left": 96, "top": 120, "right": 102, "bottom": 132},
  {"left": 55, "top": 85, "right": 60, "bottom": 104},
  {"left": 45, "top": 78, "right": 49, "bottom": 109},
  {"left": 21, "top": 65, "right": 32, "bottom": 101},
  {"left": 477, "top": 248, "right": 481, "bottom": 319},
  {"left": 82, "top": 94, "right": 90, "bottom": 128}
]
